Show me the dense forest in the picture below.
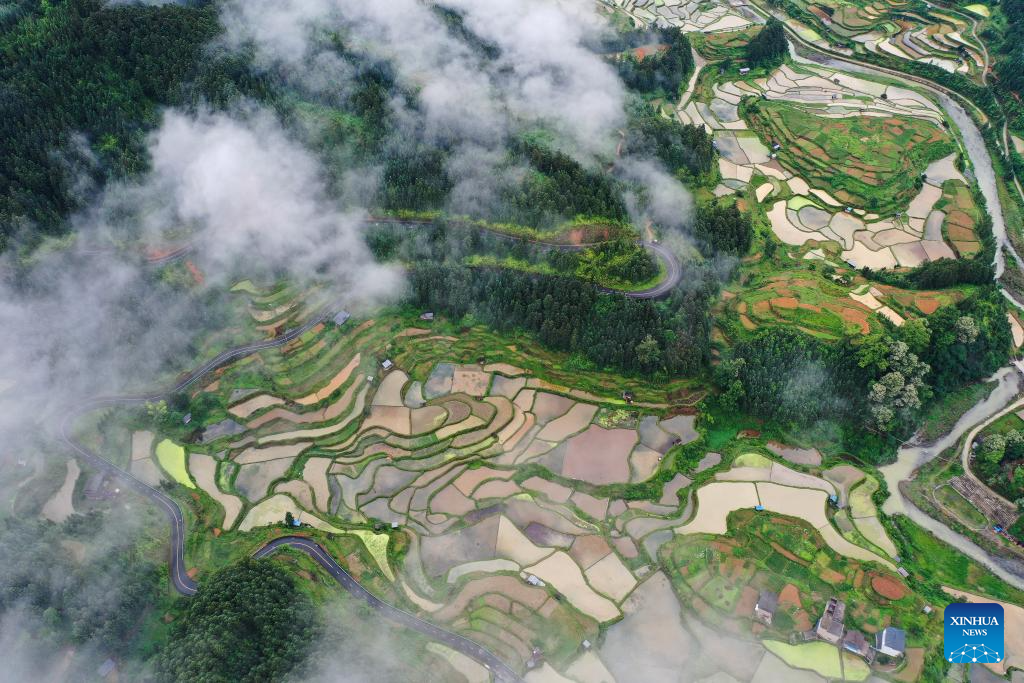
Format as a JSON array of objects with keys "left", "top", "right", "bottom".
[
  {"left": 0, "top": 0, "right": 222, "bottom": 251},
  {"left": 714, "top": 288, "right": 1011, "bottom": 460},
  {"left": 994, "top": 0, "right": 1024, "bottom": 93},
  {"left": 409, "top": 263, "right": 715, "bottom": 376},
  {"left": 365, "top": 219, "right": 658, "bottom": 286},
  {"left": 745, "top": 18, "right": 788, "bottom": 69},
  {"left": 0, "top": 0, "right": 641, "bottom": 248},
  {"left": 0, "top": 512, "right": 160, "bottom": 675},
  {"left": 624, "top": 101, "right": 716, "bottom": 181},
  {"left": 158, "top": 559, "right": 319, "bottom": 682},
  {"left": 692, "top": 203, "right": 753, "bottom": 256},
  {"left": 614, "top": 27, "right": 695, "bottom": 97}
]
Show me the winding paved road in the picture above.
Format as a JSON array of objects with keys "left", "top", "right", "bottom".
[
  {"left": 255, "top": 537, "right": 520, "bottom": 683},
  {"left": 59, "top": 312, "right": 523, "bottom": 680}
]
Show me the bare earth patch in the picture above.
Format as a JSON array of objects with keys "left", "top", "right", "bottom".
[
  {"left": 190, "top": 453, "right": 243, "bottom": 529},
  {"left": 563, "top": 425, "right": 636, "bottom": 485},
  {"left": 230, "top": 394, "right": 285, "bottom": 419},
  {"left": 536, "top": 402, "right": 598, "bottom": 442},
  {"left": 42, "top": 459, "right": 79, "bottom": 524},
  {"left": 585, "top": 552, "right": 637, "bottom": 602},
  {"left": 295, "top": 354, "right": 360, "bottom": 405},
  {"left": 372, "top": 370, "right": 409, "bottom": 407},
  {"left": 451, "top": 366, "right": 492, "bottom": 396},
  {"left": 131, "top": 431, "right": 154, "bottom": 460},
  {"left": 766, "top": 441, "right": 822, "bottom": 465},
  {"left": 870, "top": 573, "right": 908, "bottom": 599},
  {"left": 239, "top": 493, "right": 342, "bottom": 533},
  {"left": 524, "top": 551, "right": 620, "bottom": 622}
]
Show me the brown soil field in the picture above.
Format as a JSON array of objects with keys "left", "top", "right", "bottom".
[
  {"left": 452, "top": 367, "right": 491, "bottom": 396},
  {"left": 947, "top": 225, "right": 976, "bottom": 241},
  {"left": 473, "top": 479, "right": 521, "bottom": 500},
  {"left": 779, "top": 583, "right": 802, "bottom": 609},
  {"left": 572, "top": 491, "right": 609, "bottom": 519},
  {"left": 946, "top": 210, "right": 975, "bottom": 227},
  {"left": 563, "top": 425, "right": 635, "bottom": 484},
  {"left": 234, "top": 443, "right": 309, "bottom": 465},
  {"left": 230, "top": 394, "right": 285, "bottom": 418},
  {"left": 772, "top": 297, "right": 798, "bottom": 309},
  {"left": 431, "top": 484, "right": 476, "bottom": 516},
  {"left": 871, "top": 573, "right": 908, "bottom": 599},
  {"left": 295, "top": 354, "right": 360, "bottom": 405},
  {"left": 522, "top": 476, "right": 572, "bottom": 502},
  {"left": 825, "top": 303, "right": 870, "bottom": 333},
  {"left": 532, "top": 392, "right": 575, "bottom": 424},
  {"left": 820, "top": 568, "right": 845, "bottom": 584},
  {"left": 766, "top": 442, "right": 822, "bottom": 466},
  {"left": 914, "top": 296, "right": 940, "bottom": 314},
  {"left": 569, "top": 534, "right": 612, "bottom": 569},
  {"left": 734, "top": 585, "right": 759, "bottom": 617},
  {"left": 894, "top": 648, "right": 925, "bottom": 682}
]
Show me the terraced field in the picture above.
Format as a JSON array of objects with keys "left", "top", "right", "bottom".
[
  {"left": 677, "top": 47, "right": 985, "bottom": 272},
  {"left": 745, "top": 99, "right": 954, "bottom": 214},
  {"left": 600, "top": 0, "right": 753, "bottom": 33},
  {"left": 717, "top": 262, "right": 968, "bottom": 342},
  {"left": 119, "top": 282, "right": 925, "bottom": 679},
  {"left": 784, "top": 0, "right": 986, "bottom": 78}
]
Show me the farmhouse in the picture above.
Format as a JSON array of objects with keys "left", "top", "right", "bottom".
[
  {"left": 875, "top": 626, "right": 906, "bottom": 658},
  {"left": 332, "top": 310, "right": 351, "bottom": 326},
  {"left": 815, "top": 597, "right": 846, "bottom": 644},
  {"left": 754, "top": 591, "right": 778, "bottom": 625}
]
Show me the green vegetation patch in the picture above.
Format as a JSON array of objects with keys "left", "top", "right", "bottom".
[
  {"left": 734, "top": 452, "right": 773, "bottom": 468},
  {"left": 347, "top": 529, "right": 394, "bottom": 581},
  {"left": 764, "top": 641, "right": 844, "bottom": 679},
  {"left": 662, "top": 510, "right": 935, "bottom": 650},
  {"left": 155, "top": 439, "right": 195, "bottom": 489},
  {"left": 744, "top": 100, "right": 955, "bottom": 214}
]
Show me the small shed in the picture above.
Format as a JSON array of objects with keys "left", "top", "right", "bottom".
[
  {"left": 843, "top": 630, "right": 872, "bottom": 659},
  {"left": 333, "top": 310, "right": 351, "bottom": 326},
  {"left": 381, "top": 359, "right": 394, "bottom": 371},
  {"left": 419, "top": 312, "right": 435, "bottom": 321},
  {"left": 98, "top": 659, "right": 117, "bottom": 678}
]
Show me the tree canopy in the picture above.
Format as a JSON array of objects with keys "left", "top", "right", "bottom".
[
  {"left": 158, "top": 559, "right": 319, "bottom": 683},
  {"left": 745, "top": 19, "right": 788, "bottom": 68}
]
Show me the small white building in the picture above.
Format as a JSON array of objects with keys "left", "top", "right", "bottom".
[{"left": 381, "top": 359, "right": 394, "bottom": 371}]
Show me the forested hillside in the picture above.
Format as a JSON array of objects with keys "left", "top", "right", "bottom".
[{"left": 0, "top": 0, "right": 221, "bottom": 250}]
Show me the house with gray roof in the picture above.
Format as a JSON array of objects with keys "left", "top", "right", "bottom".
[{"left": 875, "top": 626, "right": 906, "bottom": 658}]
